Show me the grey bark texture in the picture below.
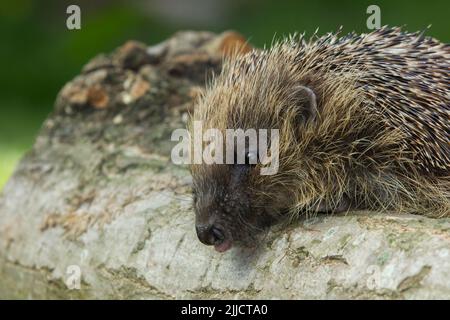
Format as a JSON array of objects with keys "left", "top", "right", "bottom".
[{"left": 0, "top": 31, "right": 449, "bottom": 299}]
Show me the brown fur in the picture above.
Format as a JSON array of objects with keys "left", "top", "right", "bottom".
[{"left": 190, "top": 27, "right": 450, "bottom": 248}]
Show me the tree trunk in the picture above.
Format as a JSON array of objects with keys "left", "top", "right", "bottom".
[{"left": 0, "top": 31, "right": 449, "bottom": 299}]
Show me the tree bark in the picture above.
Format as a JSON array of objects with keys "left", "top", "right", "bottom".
[{"left": 0, "top": 31, "right": 449, "bottom": 299}]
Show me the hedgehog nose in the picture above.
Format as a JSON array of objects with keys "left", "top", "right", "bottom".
[{"left": 196, "top": 224, "right": 225, "bottom": 246}]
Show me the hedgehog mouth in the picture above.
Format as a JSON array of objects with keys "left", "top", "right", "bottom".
[
  {"left": 214, "top": 238, "right": 233, "bottom": 252},
  {"left": 212, "top": 227, "right": 233, "bottom": 252}
]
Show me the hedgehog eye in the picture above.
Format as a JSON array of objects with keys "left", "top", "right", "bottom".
[
  {"left": 232, "top": 149, "right": 258, "bottom": 166},
  {"left": 245, "top": 151, "right": 258, "bottom": 165}
]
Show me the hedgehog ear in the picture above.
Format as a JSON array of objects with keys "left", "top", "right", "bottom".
[{"left": 292, "top": 85, "right": 318, "bottom": 123}]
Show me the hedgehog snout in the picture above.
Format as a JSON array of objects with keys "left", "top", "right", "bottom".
[
  {"left": 195, "top": 221, "right": 233, "bottom": 252},
  {"left": 196, "top": 223, "right": 223, "bottom": 244}
]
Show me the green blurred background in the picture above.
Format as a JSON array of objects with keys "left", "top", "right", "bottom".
[{"left": 0, "top": 0, "right": 448, "bottom": 189}]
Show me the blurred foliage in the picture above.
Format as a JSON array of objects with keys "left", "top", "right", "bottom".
[{"left": 0, "top": 0, "right": 448, "bottom": 188}]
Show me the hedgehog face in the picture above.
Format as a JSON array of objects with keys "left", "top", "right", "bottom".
[
  {"left": 191, "top": 159, "right": 283, "bottom": 252},
  {"left": 190, "top": 82, "right": 320, "bottom": 252}
]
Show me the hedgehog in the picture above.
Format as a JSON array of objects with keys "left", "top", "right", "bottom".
[{"left": 189, "top": 27, "right": 450, "bottom": 252}]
